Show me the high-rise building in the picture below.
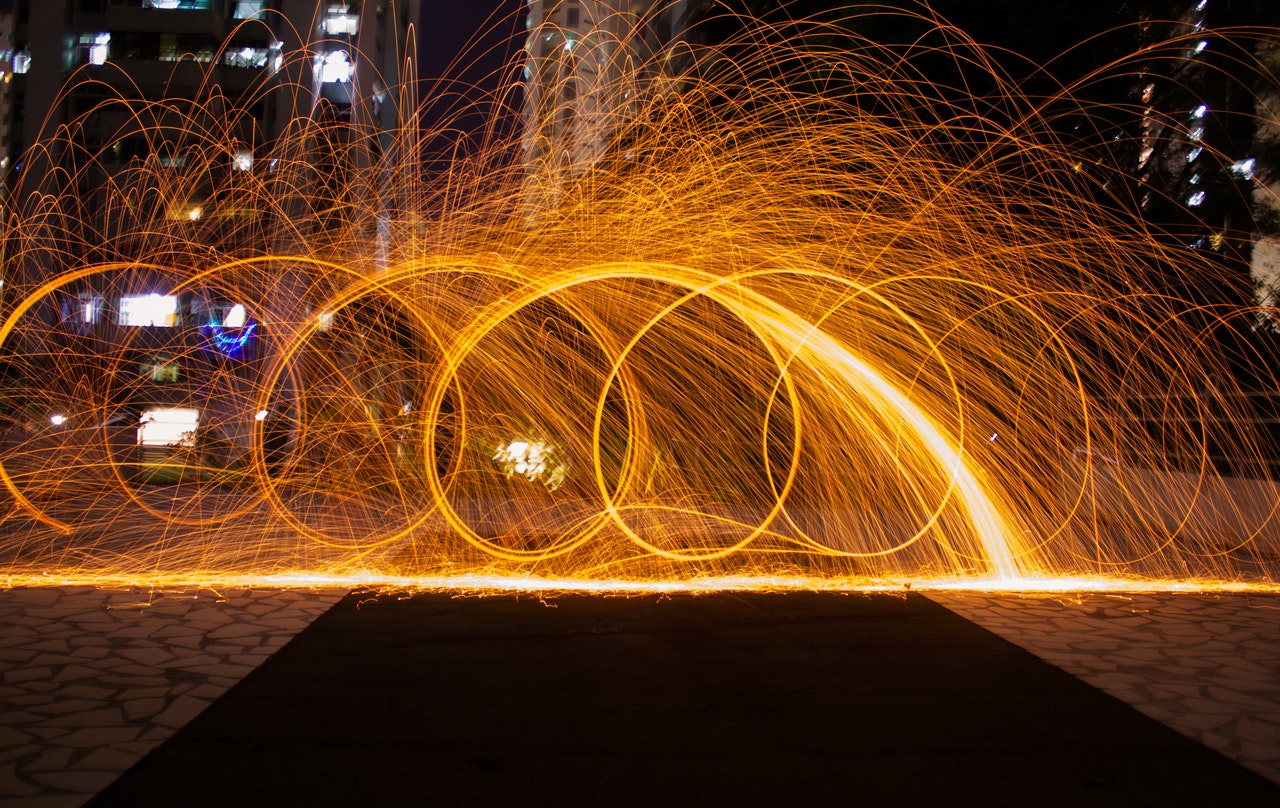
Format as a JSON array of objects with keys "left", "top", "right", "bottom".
[
  {"left": 520, "top": 0, "right": 704, "bottom": 214},
  {"left": 0, "top": 0, "right": 418, "bottom": 260},
  {"left": 0, "top": 1, "right": 422, "bottom": 472}
]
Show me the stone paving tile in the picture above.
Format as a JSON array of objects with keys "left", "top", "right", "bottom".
[
  {"left": 929, "top": 591, "right": 1280, "bottom": 785},
  {"left": 0, "top": 586, "right": 344, "bottom": 807}
]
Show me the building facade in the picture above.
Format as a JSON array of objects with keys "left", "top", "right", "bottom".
[
  {"left": 0, "top": 0, "right": 421, "bottom": 473},
  {"left": 520, "top": 0, "right": 703, "bottom": 214}
]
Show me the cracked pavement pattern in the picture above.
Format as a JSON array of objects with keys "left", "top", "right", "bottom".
[
  {"left": 0, "top": 586, "right": 344, "bottom": 807},
  {"left": 929, "top": 591, "right": 1280, "bottom": 785}
]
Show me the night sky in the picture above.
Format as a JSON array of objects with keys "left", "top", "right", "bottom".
[
  {"left": 413, "top": 1, "right": 525, "bottom": 162},
  {"left": 415, "top": 1, "right": 523, "bottom": 83}
]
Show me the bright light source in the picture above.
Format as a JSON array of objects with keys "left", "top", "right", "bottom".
[
  {"left": 119, "top": 294, "right": 179, "bottom": 327},
  {"left": 316, "top": 50, "right": 353, "bottom": 83},
  {"left": 50, "top": 414, "right": 67, "bottom": 427},
  {"left": 493, "top": 437, "right": 568, "bottom": 491},
  {"left": 223, "top": 303, "right": 247, "bottom": 328},
  {"left": 232, "top": 150, "right": 253, "bottom": 171},
  {"left": 1192, "top": 104, "right": 1208, "bottom": 119},
  {"left": 1188, "top": 191, "right": 1206, "bottom": 206},
  {"left": 255, "top": 409, "right": 269, "bottom": 421},
  {"left": 1194, "top": 40, "right": 1208, "bottom": 54},
  {"left": 323, "top": 6, "right": 359, "bottom": 36},
  {"left": 1230, "top": 158, "right": 1256, "bottom": 180},
  {"left": 137, "top": 408, "right": 200, "bottom": 447},
  {"left": 88, "top": 33, "right": 110, "bottom": 66}
]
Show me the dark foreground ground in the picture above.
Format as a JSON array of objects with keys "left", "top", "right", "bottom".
[{"left": 88, "top": 591, "right": 1279, "bottom": 806}]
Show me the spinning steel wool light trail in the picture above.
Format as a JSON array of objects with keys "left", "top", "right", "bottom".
[{"left": 2, "top": 3, "right": 1279, "bottom": 591}]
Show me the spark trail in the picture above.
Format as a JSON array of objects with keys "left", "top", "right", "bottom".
[{"left": 2, "top": 3, "right": 1278, "bottom": 591}]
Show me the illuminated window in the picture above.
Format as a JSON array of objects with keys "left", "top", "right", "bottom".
[
  {"left": 159, "top": 34, "right": 178, "bottom": 62},
  {"left": 1229, "top": 158, "right": 1256, "bottom": 180},
  {"left": 225, "top": 46, "right": 271, "bottom": 68},
  {"left": 1186, "top": 146, "right": 1203, "bottom": 162},
  {"left": 323, "top": 4, "right": 359, "bottom": 36},
  {"left": 141, "top": 355, "right": 181, "bottom": 383},
  {"left": 1194, "top": 40, "right": 1208, "bottom": 54},
  {"left": 223, "top": 303, "right": 247, "bottom": 327},
  {"left": 157, "top": 33, "right": 216, "bottom": 63},
  {"left": 232, "top": 149, "right": 253, "bottom": 171},
  {"left": 78, "top": 33, "right": 111, "bottom": 66},
  {"left": 233, "top": 0, "right": 264, "bottom": 19},
  {"left": 1188, "top": 191, "right": 1206, "bottom": 207},
  {"left": 79, "top": 293, "right": 103, "bottom": 324},
  {"left": 315, "top": 50, "right": 353, "bottom": 83},
  {"left": 12, "top": 50, "right": 30, "bottom": 74},
  {"left": 144, "top": 0, "right": 212, "bottom": 8},
  {"left": 137, "top": 407, "right": 199, "bottom": 447},
  {"left": 119, "top": 294, "right": 179, "bottom": 327}
]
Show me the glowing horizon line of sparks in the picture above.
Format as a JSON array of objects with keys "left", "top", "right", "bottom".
[
  {"left": 2, "top": 4, "right": 1280, "bottom": 590},
  {"left": 4, "top": 571, "right": 1279, "bottom": 596}
]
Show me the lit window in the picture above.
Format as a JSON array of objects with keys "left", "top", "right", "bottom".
[
  {"left": 119, "top": 294, "right": 179, "bottom": 327},
  {"left": 232, "top": 149, "right": 253, "bottom": 171},
  {"left": 233, "top": 1, "right": 264, "bottom": 19},
  {"left": 79, "top": 33, "right": 111, "bottom": 66},
  {"left": 1188, "top": 191, "right": 1206, "bottom": 206},
  {"left": 12, "top": 50, "right": 30, "bottom": 74},
  {"left": 1189, "top": 173, "right": 1201, "bottom": 184},
  {"left": 1189, "top": 126, "right": 1204, "bottom": 142},
  {"left": 223, "top": 303, "right": 247, "bottom": 328},
  {"left": 323, "top": 4, "right": 359, "bottom": 36},
  {"left": 159, "top": 34, "right": 179, "bottom": 62},
  {"left": 1192, "top": 104, "right": 1207, "bottom": 119},
  {"left": 78, "top": 293, "right": 102, "bottom": 325},
  {"left": 1197, "top": 0, "right": 1207, "bottom": 10},
  {"left": 1194, "top": 40, "right": 1208, "bottom": 54},
  {"left": 225, "top": 46, "right": 271, "bottom": 69},
  {"left": 141, "top": 356, "right": 181, "bottom": 383},
  {"left": 1187, "top": 146, "right": 1203, "bottom": 162},
  {"left": 1229, "top": 158, "right": 1256, "bottom": 180},
  {"left": 1141, "top": 83, "right": 1155, "bottom": 103},
  {"left": 137, "top": 408, "right": 200, "bottom": 448},
  {"left": 315, "top": 50, "right": 353, "bottom": 83}
]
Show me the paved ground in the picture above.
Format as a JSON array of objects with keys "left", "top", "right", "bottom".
[
  {"left": 1, "top": 586, "right": 1278, "bottom": 806},
  {"left": 0, "top": 587, "right": 344, "bottom": 807},
  {"left": 932, "top": 591, "right": 1280, "bottom": 784}
]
